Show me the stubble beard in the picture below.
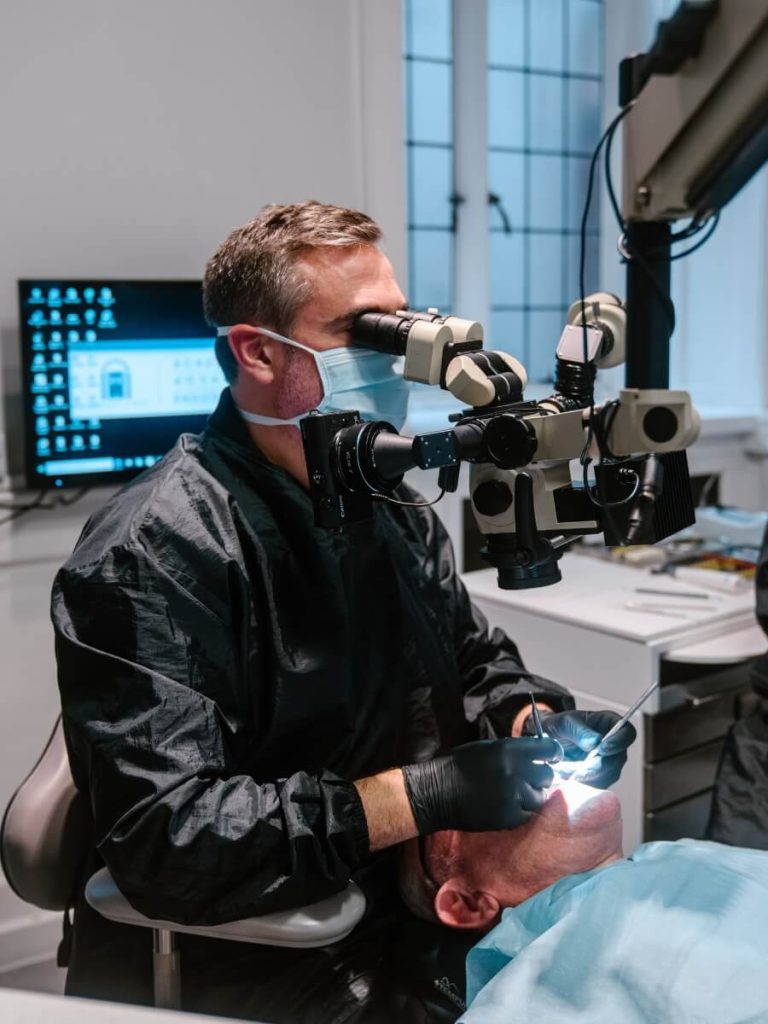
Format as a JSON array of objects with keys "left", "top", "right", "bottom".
[{"left": 273, "top": 345, "right": 324, "bottom": 421}]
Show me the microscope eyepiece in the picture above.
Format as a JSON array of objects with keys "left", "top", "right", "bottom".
[{"left": 351, "top": 312, "right": 414, "bottom": 355}]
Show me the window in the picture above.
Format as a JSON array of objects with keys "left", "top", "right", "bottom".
[
  {"left": 403, "top": 0, "right": 604, "bottom": 383},
  {"left": 402, "top": 0, "right": 455, "bottom": 312},
  {"left": 487, "top": 0, "right": 603, "bottom": 383}
]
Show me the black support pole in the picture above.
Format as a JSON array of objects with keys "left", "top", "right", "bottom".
[{"left": 624, "top": 220, "right": 673, "bottom": 389}]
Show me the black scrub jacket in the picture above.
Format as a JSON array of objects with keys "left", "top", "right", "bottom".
[
  {"left": 707, "top": 522, "right": 768, "bottom": 852},
  {"left": 52, "top": 387, "right": 574, "bottom": 1022}
]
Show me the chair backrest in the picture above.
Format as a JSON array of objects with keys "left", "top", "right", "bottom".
[{"left": 0, "top": 716, "right": 89, "bottom": 911}]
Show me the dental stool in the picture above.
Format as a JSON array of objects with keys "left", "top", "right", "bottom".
[{"left": 1, "top": 717, "right": 366, "bottom": 1010}]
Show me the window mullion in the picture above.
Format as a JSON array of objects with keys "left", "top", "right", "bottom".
[{"left": 452, "top": 0, "right": 490, "bottom": 326}]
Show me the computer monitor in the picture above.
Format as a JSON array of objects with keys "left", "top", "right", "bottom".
[{"left": 17, "top": 280, "right": 226, "bottom": 489}]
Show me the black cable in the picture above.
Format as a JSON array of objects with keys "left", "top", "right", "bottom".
[
  {"left": 611, "top": 215, "right": 717, "bottom": 332},
  {"left": 580, "top": 404, "right": 641, "bottom": 509},
  {"left": 0, "top": 489, "right": 49, "bottom": 526},
  {"left": 604, "top": 114, "right": 624, "bottom": 233},
  {"left": 578, "top": 397, "right": 643, "bottom": 553},
  {"left": 0, "top": 508, "right": 33, "bottom": 527},
  {"left": 603, "top": 106, "right": 713, "bottom": 332},
  {"left": 372, "top": 487, "right": 446, "bottom": 509},
  {"left": 581, "top": 459, "right": 640, "bottom": 509},
  {"left": 604, "top": 111, "right": 714, "bottom": 251},
  {"left": 590, "top": 401, "right": 622, "bottom": 461},
  {"left": 590, "top": 101, "right": 721, "bottom": 542},
  {"left": 0, "top": 484, "right": 91, "bottom": 524},
  {"left": 56, "top": 485, "right": 91, "bottom": 506},
  {"left": 577, "top": 106, "right": 637, "bottom": 520},
  {"left": 0, "top": 489, "right": 51, "bottom": 513},
  {"left": 579, "top": 103, "right": 636, "bottom": 379},
  {"left": 615, "top": 232, "right": 677, "bottom": 332},
  {"left": 607, "top": 180, "right": 710, "bottom": 247},
  {"left": 668, "top": 217, "right": 711, "bottom": 243},
  {"left": 667, "top": 211, "right": 720, "bottom": 259},
  {"left": 581, "top": 102, "right": 673, "bottom": 469},
  {"left": 581, "top": 405, "right": 643, "bottom": 532},
  {"left": 620, "top": 212, "right": 720, "bottom": 261}
]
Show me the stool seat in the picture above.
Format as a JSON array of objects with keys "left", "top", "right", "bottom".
[
  {"left": 85, "top": 867, "right": 367, "bottom": 948},
  {"left": 1, "top": 714, "right": 369, "bottom": 1010}
]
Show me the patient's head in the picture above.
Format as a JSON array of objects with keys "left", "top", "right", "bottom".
[{"left": 400, "top": 780, "right": 623, "bottom": 931}]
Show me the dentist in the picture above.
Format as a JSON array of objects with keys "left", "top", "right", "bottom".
[{"left": 52, "top": 201, "right": 634, "bottom": 1023}]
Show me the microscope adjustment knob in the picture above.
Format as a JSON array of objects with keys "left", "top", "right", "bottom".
[{"left": 473, "top": 480, "right": 513, "bottom": 517}]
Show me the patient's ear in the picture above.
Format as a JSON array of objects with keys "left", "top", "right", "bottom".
[{"left": 434, "top": 881, "right": 500, "bottom": 930}]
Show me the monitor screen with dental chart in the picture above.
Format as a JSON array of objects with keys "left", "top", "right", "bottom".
[{"left": 18, "top": 280, "right": 226, "bottom": 489}]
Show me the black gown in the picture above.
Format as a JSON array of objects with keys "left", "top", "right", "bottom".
[
  {"left": 707, "top": 524, "right": 768, "bottom": 851},
  {"left": 52, "top": 388, "right": 574, "bottom": 1022}
]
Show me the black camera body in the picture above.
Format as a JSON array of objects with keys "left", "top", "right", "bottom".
[{"left": 300, "top": 410, "right": 375, "bottom": 529}]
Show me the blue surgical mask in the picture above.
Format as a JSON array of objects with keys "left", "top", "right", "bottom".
[{"left": 216, "top": 326, "right": 411, "bottom": 431}]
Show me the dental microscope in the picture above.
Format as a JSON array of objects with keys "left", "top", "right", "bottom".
[{"left": 302, "top": 0, "right": 768, "bottom": 591}]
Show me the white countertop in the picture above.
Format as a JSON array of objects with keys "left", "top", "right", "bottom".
[
  {"left": 0, "top": 988, "right": 235, "bottom": 1024},
  {"left": 663, "top": 623, "right": 767, "bottom": 663},
  {"left": 462, "top": 551, "right": 761, "bottom": 645}
]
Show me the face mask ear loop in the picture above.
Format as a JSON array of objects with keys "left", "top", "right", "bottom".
[
  {"left": 217, "top": 325, "right": 332, "bottom": 407},
  {"left": 252, "top": 327, "right": 332, "bottom": 407}
]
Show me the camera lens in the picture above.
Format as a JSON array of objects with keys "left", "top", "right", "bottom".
[
  {"left": 482, "top": 415, "right": 538, "bottom": 469},
  {"left": 351, "top": 312, "right": 413, "bottom": 355},
  {"left": 333, "top": 421, "right": 405, "bottom": 494}
]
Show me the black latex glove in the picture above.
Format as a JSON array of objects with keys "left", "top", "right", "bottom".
[
  {"left": 533, "top": 709, "right": 637, "bottom": 789},
  {"left": 402, "top": 736, "right": 562, "bottom": 834}
]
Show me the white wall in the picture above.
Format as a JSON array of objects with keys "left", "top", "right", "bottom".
[
  {"left": 0, "top": 0, "right": 406, "bottom": 486},
  {"left": 0, "top": 0, "right": 406, "bottom": 971},
  {"left": 671, "top": 171, "right": 768, "bottom": 412}
]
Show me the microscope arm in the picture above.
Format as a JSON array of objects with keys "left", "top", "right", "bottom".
[{"left": 622, "top": 0, "right": 768, "bottom": 222}]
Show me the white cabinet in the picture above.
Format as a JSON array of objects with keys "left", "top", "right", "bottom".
[{"left": 463, "top": 553, "right": 766, "bottom": 854}]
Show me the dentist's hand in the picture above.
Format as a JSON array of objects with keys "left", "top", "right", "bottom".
[
  {"left": 402, "top": 736, "right": 562, "bottom": 834},
  {"left": 533, "top": 710, "right": 636, "bottom": 789}
]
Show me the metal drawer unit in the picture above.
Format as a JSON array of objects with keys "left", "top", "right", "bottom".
[
  {"left": 462, "top": 556, "right": 766, "bottom": 852},
  {"left": 643, "top": 663, "right": 753, "bottom": 842}
]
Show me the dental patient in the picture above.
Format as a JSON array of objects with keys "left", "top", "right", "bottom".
[
  {"left": 400, "top": 779, "right": 624, "bottom": 930},
  {"left": 400, "top": 781, "right": 768, "bottom": 1023}
]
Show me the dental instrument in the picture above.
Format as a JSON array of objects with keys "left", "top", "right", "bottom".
[{"left": 576, "top": 679, "right": 660, "bottom": 775}]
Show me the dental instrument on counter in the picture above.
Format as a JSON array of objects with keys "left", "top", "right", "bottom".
[
  {"left": 623, "top": 600, "right": 705, "bottom": 617},
  {"left": 634, "top": 587, "right": 712, "bottom": 600},
  {"left": 653, "top": 565, "right": 751, "bottom": 594}
]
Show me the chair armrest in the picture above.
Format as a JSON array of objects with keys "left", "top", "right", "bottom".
[{"left": 85, "top": 867, "right": 366, "bottom": 949}]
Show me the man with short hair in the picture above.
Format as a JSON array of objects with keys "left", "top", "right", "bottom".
[
  {"left": 53, "top": 201, "right": 634, "bottom": 1022},
  {"left": 399, "top": 780, "right": 624, "bottom": 932},
  {"left": 403, "top": 783, "right": 768, "bottom": 1023}
]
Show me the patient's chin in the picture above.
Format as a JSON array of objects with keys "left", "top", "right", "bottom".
[{"left": 543, "top": 780, "right": 622, "bottom": 835}]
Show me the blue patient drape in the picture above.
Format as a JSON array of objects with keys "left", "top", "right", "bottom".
[{"left": 462, "top": 839, "right": 768, "bottom": 1023}]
